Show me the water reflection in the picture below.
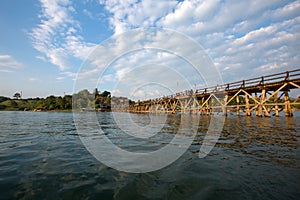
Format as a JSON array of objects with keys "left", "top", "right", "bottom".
[{"left": 210, "top": 116, "right": 299, "bottom": 168}]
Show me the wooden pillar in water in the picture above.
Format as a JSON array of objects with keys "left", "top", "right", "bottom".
[
  {"left": 257, "top": 92, "right": 263, "bottom": 117},
  {"left": 200, "top": 97, "right": 204, "bottom": 115},
  {"left": 199, "top": 107, "right": 203, "bottom": 115},
  {"left": 205, "top": 97, "right": 209, "bottom": 115},
  {"left": 284, "top": 91, "right": 293, "bottom": 117},
  {"left": 274, "top": 92, "right": 279, "bottom": 117},
  {"left": 222, "top": 95, "right": 228, "bottom": 116},
  {"left": 255, "top": 93, "right": 259, "bottom": 116},
  {"left": 192, "top": 98, "right": 197, "bottom": 114},
  {"left": 165, "top": 100, "right": 169, "bottom": 113},
  {"left": 261, "top": 89, "right": 270, "bottom": 117},
  {"left": 204, "top": 106, "right": 208, "bottom": 115},
  {"left": 182, "top": 99, "right": 188, "bottom": 113},
  {"left": 172, "top": 100, "right": 177, "bottom": 114},
  {"left": 236, "top": 95, "right": 240, "bottom": 116},
  {"left": 210, "top": 97, "right": 214, "bottom": 115},
  {"left": 245, "top": 93, "right": 251, "bottom": 116}
]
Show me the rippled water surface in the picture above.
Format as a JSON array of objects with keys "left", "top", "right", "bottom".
[{"left": 0, "top": 111, "right": 299, "bottom": 200}]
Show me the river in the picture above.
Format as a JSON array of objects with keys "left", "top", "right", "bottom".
[{"left": 0, "top": 111, "right": 299, "bottom": 199}]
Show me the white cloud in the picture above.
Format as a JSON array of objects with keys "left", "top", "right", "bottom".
[
  {"left": 0, "top": 69, "right": 14, "bottom": 73},
  {"left": 158, "top": 0, "right": 221, "bottom": 30},
  {"left": 56, "top": 71, "right": 78, "bottom": 81},
  {"left": 272, "top": 1, "right": 300, "bottom": 20},
  {"left": 108, "top": 1, "right": 298, "bottom": 88},
  {"left": 99, "top": 0, "right": 177, "bottom": 35},
  {"left": 29, "top": 77, "right": 39, "bottom": 81},
  {"left": 99, "top": 74, "right": 116, "bottom": 83},
  {"left": 0, "top": 55, "right": 23, "bottom": 71},
  {"left": 56, "top": 76, "right": 65, "bottom": 80},
  {"left": 83, "top": 9, "right": 94, "bottom": 19},
  {"left": 30, "top": 0, "right": 95, "bottom": 71},
  {"left": 36, "top": 0, "right": 299, "bottom": 97},
  {"left": 73, "top": 28, "right": 220, "bottom": 99}
]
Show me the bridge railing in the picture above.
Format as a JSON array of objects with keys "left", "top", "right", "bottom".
[
  {"left": 212, "top": 69, "right": 300, "bottom": 92},
  {"left": 139, "top": 69, "right": 300, "bottom": 103},
  {"left": 189, "top": 69, "right": 300, "bottom": 96}
]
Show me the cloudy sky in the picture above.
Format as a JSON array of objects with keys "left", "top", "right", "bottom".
[{"left": 0, "top": 0, "right": 299, "bottom": 98}]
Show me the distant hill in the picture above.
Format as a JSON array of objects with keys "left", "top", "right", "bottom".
[{"left": 0, "top": 96, "right": 10, "bottom": 103}]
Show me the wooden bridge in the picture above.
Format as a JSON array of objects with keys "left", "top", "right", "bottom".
[{"left": 127, "top": 69, "right": 300, "bottom": 117}]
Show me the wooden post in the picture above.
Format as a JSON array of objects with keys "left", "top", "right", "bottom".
[
  {"left": 261, "top": 89, "right": 270, "bottom": 117},
  {"left": 236, "top": 95, "right": 240, "bottom": 116},
  {"left": 245, "top": 93, "right": 251, "bottom": 116},
  {"left": 200, "top": 97, "right": 204, "bottom": 115},
  {"left": 210, "top": 97, "right": 214, "bottom": 115},
  {"left": 205, "top": 98, "right": 209, "bottom": 115},
  {"left": 204, "top": 106, "right": 208, "bottom": 115},
  {"left": 171, "top": 101, "right": 175, "bottom": 114},
  {"left": 182, "top": 99, "right": 187, "bottom": 113},
  {"left": 257, "top": 92, "right": 263, "bottom": 117},
  {"left": 192, "top": 98, "right": 197, "bottom": 114},
  {"left": 255, "top": 93, "right": 259, "bottom": 116},
  {"left": 284, "top": 91, "right": 293, "bottom": 117},
  {"left": 222, "top": 95, "right": 228, "bottom": 116},
  {"left": 274, "top": 92, "right": 279, "bottom": 117}
]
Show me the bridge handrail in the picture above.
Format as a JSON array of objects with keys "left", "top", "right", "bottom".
[
  {"left": 222, "top": 69, "right": 300, "bottom": 91},
  {"left": 138, "top": 69, "right": 300, "bottom": 103}
]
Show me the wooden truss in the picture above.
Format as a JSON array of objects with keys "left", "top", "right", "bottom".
[{"left": 129, "top": 69, "right": 300, "bottom": 117}]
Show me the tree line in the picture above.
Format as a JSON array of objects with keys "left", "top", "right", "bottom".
[{"left": 0, "top": 89, "right": 120, "bottom": 111}]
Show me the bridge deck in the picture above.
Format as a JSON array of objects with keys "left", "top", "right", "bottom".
[{"left": 128, "top": 69, "right": 300, "bottom": 117}]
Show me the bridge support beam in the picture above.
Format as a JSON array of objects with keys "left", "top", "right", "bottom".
[
  {"left": 274, "top": 92, "right": 279, "bottom": 117},
  {"left": 284, "top": 91, "right": 293, "bottom": 117},
  {"left": 261, "top": 89, "right": 270, "bottom": 117},
  {"left": 222, "top": 95, "right": 228, "bottom": 116},
  {"left": 256, "top": 93, "right": 262, "bottom": 117},
  {"left": 236, "top": 95, "right": 240, "bottom": 116},
  {"left": 245, "top": 93, "right": 251, "bottom": 116},
  {"left": 255, "top": 93, "right": 259, "bottom": 116},
  {"left": 210, "top": 98, "right": 214, "bottom": 115}
]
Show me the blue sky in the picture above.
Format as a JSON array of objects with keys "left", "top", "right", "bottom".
[{"left": 0, "top": 0, "right": 299, "bottom": 98}]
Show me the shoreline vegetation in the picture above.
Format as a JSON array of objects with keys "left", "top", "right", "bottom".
[{"left": 0, "top": 89, "right": 134, "bottom": 112}]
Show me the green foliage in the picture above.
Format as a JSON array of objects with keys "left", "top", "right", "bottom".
[
  {"left": 100, "top": 90, "right": 111, "bottom": 98},
  {"left": 0, "top": 88, "right": 116, "bottom": 111},
  {"left": 63, "top": 95, "right": 72, "bottom": 109},
  {"left": 0, "top": 99, "right": 34, "bottom": 111},
  {"left": 35, "top": 95, "right": 73, "bottom": 110},
  {"left": 73, "top": 89, "right": 94, "bottom": 110}
]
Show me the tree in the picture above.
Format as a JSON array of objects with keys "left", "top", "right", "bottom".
[
  {"left": 63, "top": 95, "right": 72, "bottom": 109},
  {"left": 13, "top": 93, "right": 21, "bottom": 99},
  {"left": 101, "top": 90, "right": 111, "bottom": 98},
  {"left": 94, "top": 88, "right": 100, "bottom": 98}
]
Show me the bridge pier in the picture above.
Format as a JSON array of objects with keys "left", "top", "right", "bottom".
[
  {"left": 245, "top": 93, "right": 251, "bottom": 116},
  {"left": 222, "top": 95, "right": 228, "bottom": 116},
  {"left": 284, "top": 91, "right": 293, "bottom": 117},
  {"left": 254, "top": 93, "right": 261, "bottom": 117},
  {"left": 236, "top": 95, "right": 240, "bottom": 116},
  {"left": 274, "top": 92, "right": 279, "bottom": 117},
  {"left": 261, "top": 89, "right": 270, "bottom": 117}
]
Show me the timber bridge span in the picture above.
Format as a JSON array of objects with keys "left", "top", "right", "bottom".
[{"left": 126, "top": 69, "right": 300, "bottom": 117}]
